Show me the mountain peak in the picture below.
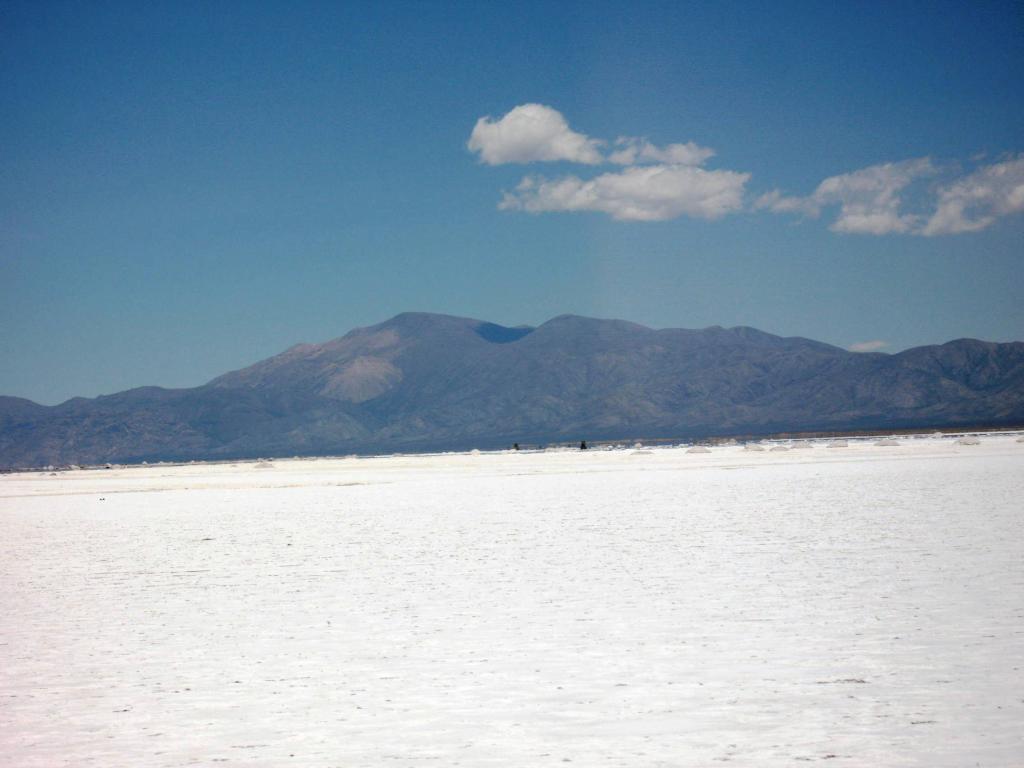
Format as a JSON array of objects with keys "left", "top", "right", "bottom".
[
  {"left": 3, "top": 315, "right": 1022, "bottom": 467},
  {"left": 377, "top": 311, "right": 479, "bottom": 330}
]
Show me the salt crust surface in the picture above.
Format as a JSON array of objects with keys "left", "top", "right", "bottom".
[{"left": 2, "top": 437, "right": 1023, "bottom": 766}]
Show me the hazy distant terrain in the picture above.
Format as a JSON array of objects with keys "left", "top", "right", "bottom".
[
  {"left": 2, "top": 312, "right": 1023, "bottom": 467},
  {"left": 2, "top": 437, "right": 1022, "bottom": 765}
]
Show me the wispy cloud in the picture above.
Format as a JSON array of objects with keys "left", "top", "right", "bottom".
[
  {"left": 500, "top": 165, "right": 749, "bottom": 222},
  {"left": 607, "top": 137, "right": 715, "bottom": 166},
  {"left": 758, "top": 155, "right": 1024, "bottom": 236},
  {"left": 753, "top": 189, "right": 817, "bottom": 217},
  {"left": 848, "top": 340, "right": 889, "bottom": 353},
  {"left": 921, "top": 156, "right": 1024, "bottom": 235},
  {"left": 756, "top": 159, "right": 936, "bottom": 235}
]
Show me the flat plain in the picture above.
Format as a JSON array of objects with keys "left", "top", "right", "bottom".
[{"left": 2, "top": 435, "right": 1022, "bottom": 767}]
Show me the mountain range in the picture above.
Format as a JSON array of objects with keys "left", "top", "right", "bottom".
[{"left": 2, "top": 312, "right": 1023, "bottom": 467}]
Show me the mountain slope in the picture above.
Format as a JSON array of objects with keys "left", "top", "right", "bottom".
[{"left": 2, "top": 313, "right": 1023, "bottom": 466}]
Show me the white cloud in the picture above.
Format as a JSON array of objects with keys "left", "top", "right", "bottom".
[
  {"left": 819, "top": 159, "right": 936, "bottom": 234},
  {"left": 467, "top": 104, "right": 603, "bottom": 166},
  {"left": 848, "top": 340, "right": 889, "bottom": 353},
  {"left": 756, "top": 159, "right": 935, "bottom": 235},
  {"left": 754, "top": 189, "right": 819, "bottom": 217},
  {"left": 608, "top": 137, "right": 715, "bottom": 166},
  {"left": 499, "top": 164, "right": 749, "bottom": 222},
  {"left": 468, "top": 104, "right": 751, "bottom": 222},
  {"left": 759, "top": 155, "right": 1024, "bottom": 236},
  {"left": 469, "top": 105, "right": 1024, "bottom": 233},
  {"left": 921, "top": 156, "right": 1024, "bottom": 235}
]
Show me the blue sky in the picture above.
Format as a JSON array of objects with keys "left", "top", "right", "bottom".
[{"left": 2, "top": 0, "right": 1023, "bottom": 404}]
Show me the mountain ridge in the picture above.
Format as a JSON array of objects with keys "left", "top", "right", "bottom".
[{"left": 2, "top": 313, "right": 1022, "bottom": 467}]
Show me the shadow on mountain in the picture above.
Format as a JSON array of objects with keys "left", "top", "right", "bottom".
[{"left": 474, "top": 322, "right": 534, "bottom": 344}]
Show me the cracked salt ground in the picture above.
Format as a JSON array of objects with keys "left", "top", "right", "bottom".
[{"left": 1, "top": 436, "right": 1023, "bottom": 766}]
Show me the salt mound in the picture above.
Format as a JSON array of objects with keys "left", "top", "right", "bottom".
[
  {"left": 770, "top": 446, "right": 789, "bottom": 452},
  {"left": 874, "top": 438, "right": 901, "bottom": 447},
  {"left": 957, "top": 437, "right": 981, "bottom": 446},
  {"left": 254, "top": 461, "right": 275, "bottom": 469},
  {"left": 744, "top": 444, "right": 765, "bottom": 452},
  {"left": 828, "top": 441, "right": 848, "bottom": 448},
  {"left": 788, "top": 443, "right": 812, "bottom": 450},
  {"left": 686, "top": 446, "right": 711, "bottom": 454}
]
